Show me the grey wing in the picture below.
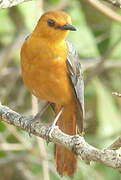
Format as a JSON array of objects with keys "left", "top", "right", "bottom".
[{"left": 66, "top": 41, "right": 84, "bottom": 133}]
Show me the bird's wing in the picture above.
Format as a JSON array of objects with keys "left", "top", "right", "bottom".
[{"left": 66, "top": 41, "right": 84, "bottom": 133}]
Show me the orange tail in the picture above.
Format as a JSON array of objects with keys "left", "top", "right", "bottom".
[{"left": 54, "top": 104, "right": 77, "bottom": 177}]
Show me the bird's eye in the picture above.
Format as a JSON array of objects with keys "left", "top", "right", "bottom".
[{"left": 47, "top": 19, "right": 55, "bottom": 27}]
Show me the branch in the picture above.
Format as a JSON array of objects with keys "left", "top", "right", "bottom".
[
  {"left": 112, "top": 92, "right": 121, "bottom": 98},
  {"left": 87, "top": 0, "right": 121, "bottom": 23},
  {"left": 83, "top": 59, "right": 121, "bottom": 71},
  {"left": 0, "top": 32, "right": 26, "bottom": 71},
  {"left": 108, "top": 136, "right": 121, "bottom": 150},
  {"left": 0, "top": 105, "right": 121, "bottom": 172},
  {"left": 0, "top": 0, "right": 31, "bottom": 9},
  {"left": 85, "top": 36, "right": 121, "bottom": 86},
  {"left": 102, "top": 0, "right": 121, "bottom": 8}
]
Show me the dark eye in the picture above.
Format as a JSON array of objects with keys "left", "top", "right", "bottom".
[{"left": 47, "top": 19, "right": 55, "bottom": 27}]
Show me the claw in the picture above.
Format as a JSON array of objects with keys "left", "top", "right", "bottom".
[
  {"left": 24, "top": 118, "right": 36, "bottom": 137},
  {"left": 45, "top": 125, "right": 58, "bottom": 144},
  {"left": 45, "top": 107, "right": 64, "bottom": 144},
  {"left": 26, "top": 119, "right": 34, "bottom": 137},
  {"left": 18, "top": 116, "right": 33, "bottom": 137},
  {"left": 26, "top": 103, "right": 50, "bottom": 137}
]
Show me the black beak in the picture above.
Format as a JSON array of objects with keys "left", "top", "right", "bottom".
[{"left": 57, "top": 24, "right": 77, "bottom": 31}]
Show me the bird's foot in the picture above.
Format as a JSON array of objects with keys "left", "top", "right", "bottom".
[
  {"left": 26, "top": 117, "right": 39, "bottom": 137},
  {"left": 45, "top": 124, "right": 58, "bottom": 144},
  {"left": 18, "top": 116, "right": 36, "bottom": 137},
  {"left": 45, "top": 106, "right": 64, "bottom": 144},
  {"left": 26, "top": 103, "right": 50, "bottom": 137}
]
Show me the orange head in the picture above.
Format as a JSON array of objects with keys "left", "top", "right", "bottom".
[{"left": 33, "top": 11, "right": 76, "bottom": 42}]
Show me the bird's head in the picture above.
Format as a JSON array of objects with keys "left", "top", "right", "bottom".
[{"left": 33, "top": 11, "right": 76, "bottom": 42}]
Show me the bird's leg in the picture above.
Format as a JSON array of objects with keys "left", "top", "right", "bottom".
[
  {"left": 26, "top": 102, "right": 50, "bottom": 136},
  {"left": 45, "top": 106, "right": 64, "bottom": 143},
  {"left": 34, "top": 103, "right": 50, "bottom": 121}
]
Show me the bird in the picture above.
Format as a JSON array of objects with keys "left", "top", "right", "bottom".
[{"left": 21, "top": 10, "right": 84, "bottom": 177}]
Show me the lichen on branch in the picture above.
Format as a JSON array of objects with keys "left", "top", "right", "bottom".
[{"left": 0, "top": 104, "right": 121, "bottom": 172}]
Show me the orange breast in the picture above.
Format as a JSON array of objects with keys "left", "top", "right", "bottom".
[{"left": 21, "top": 37, "right": 74, "bottom": 105}]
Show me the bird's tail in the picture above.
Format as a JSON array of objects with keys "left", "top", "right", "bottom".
[{"left": 54, "top": 104, "right": 77, "bottom": 177}]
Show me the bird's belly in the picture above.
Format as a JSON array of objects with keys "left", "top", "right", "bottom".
[{"left": 22, "top": 66, "right": 73, "bottom": 104}]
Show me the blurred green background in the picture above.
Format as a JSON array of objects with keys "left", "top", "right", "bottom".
[{"left": 0, "top": 0, "right": 121, "bottom": 179}]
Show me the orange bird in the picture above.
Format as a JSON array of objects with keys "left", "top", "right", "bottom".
[{"left": 21, "top": 11, "right": 84, "bottom": 177}]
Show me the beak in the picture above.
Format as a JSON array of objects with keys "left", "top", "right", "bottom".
[{"left": 57, "top": 24, "right": 77, "bottom": 31}]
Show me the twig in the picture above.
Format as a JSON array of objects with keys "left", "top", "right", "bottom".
[
  {"left": 0, "top": 153, "right": 27, "bottom": 167},
  {"left": 8, "top": 6, "right": 27, "bottom": 32},
  {"left": 108, "top": 136, "right": 121, "bottom": 150},
  {"left": 85, "top": 36, "right": 121, "bottom": 86},
  {"left": 4, "top": 124, "right": 33, "bottom": 151},
  {"left": 32, "top": 95, "right": 50, "bottom": 180},
  {"left": 0, "top": 32, "right": 26, "bottom": 72},
  {"left": 16, "top": 162, "right": 37, "bottom": 180},
  {"left": 0, "top": 143, "right": 26, "bottom": 151},
  {"left": 83, "top": 59, "right": 121, "bottom": 71},
  {"left": 102, "top": 0, "right": 121, "bottom": 8},
  {"left": 0, "top": 121, "right": 35, "bottom": 179},
  {"left": 0, "top": 0, "right": 31, "bottom": 9},
  {"left": 0, "top": 105, "right": 121, "bottom": 172},
  {"left": 112, "top": 92, "right": 121, "bottom": 98},
  {"left": 87, "top": 0, "right": 121, "bottom": 23}
]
